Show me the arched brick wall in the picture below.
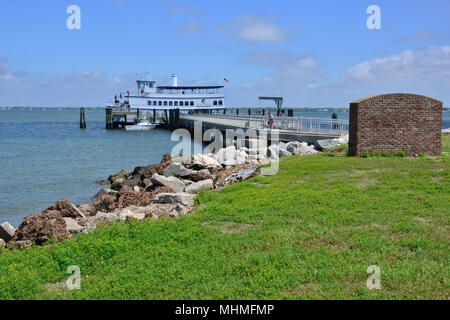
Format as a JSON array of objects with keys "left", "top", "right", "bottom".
[{"left": 348, "top": 94, "right": 442, "bottom": 156}]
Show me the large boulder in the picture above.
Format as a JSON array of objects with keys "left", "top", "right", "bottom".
[
  {"left": 13, "top": 211, "right": 71, "bottom": 245},
  {"left": 94, "top": 211, "right": 120, "bottom": 221},
  {"left": 121, "top": 175, "right": 142, "bottom": 191},
  {"left": 220, "top": 166, "right": 257, "bottom": 187},
  {"left": 267, "top": 145, "right": 292, "bottom": 159},
  {"left": 144, "top": 203, "right": 190, "bottom": 219},
  {"left": 132, "top": 153, "right": 172, "bottom": 178},
  {"left": 163, "top": 163, "right": 194, "bottom": 178},
  {"left": 115, "top": 206, "right": 153, "bottom": 221},
  {"left": 63, "top": 218, "right": 84, "bottom": 234},
  {"left": 286, "top": 141, "right": 308, "bottom": 154},
  {"left": 184, "top": 179, "right": 214, "bottom": 194},
  {"left": 214, "top": 147, "right": 248, "bottom": 166},
  {"left": 153, "top": 193, "right": 197, "bottom": 207},
  {"left": 108, "top": 169, "right": 130, "bottom": 184},
  {"left": 77, "top": 203, "right": 98, "bottom": 217},
  {"left": 151, "top": 173, "right": 185, "bottom": 193},
  {"left": 43, "top": 199, "right": 86, "bottom": 219},
  {"left": 174, "top": 154, "right": 222, "bottom": 171},
  {"left": 299, "top": 145, "right": 320, "bottom": 155},
  {"left": 111, "top": 178, "right": 125, "bottom": 191},
  {"left": 183, "top": 170, "right": 213, "bottom": 182},
  {"left": 91, "top": 188, "right": 119, "bottom": 203},
  {"left": 278, "top": 142, "right": 288, "bottom": 151},
  {"left": 315, "top": 139, "right": 341, "bottom": 150},
  {"left": 117, "top": 186, "right": 174, "bottom": 209},
  {"left": 0, "top": 222, "right": 15, "bottom": 242}
]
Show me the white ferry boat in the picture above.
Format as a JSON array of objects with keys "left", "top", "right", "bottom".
[{"left": 109, "top": 74, "right": 225, "bottom": 111}]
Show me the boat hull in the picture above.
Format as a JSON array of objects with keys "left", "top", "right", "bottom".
[{"left": 125, "top": 124, "right": 157, "bottom": 131}]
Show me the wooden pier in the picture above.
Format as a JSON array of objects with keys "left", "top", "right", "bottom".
[
  {"left": 105, "top": 107, "right": 348, "bottom": 144},
  {"left": 179, "top": 113, "right": 348, "bottom": 144}
]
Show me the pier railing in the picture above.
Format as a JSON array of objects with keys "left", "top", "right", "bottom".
[{"left": 180, "top": 114, "right": 349, "bottom": 134}]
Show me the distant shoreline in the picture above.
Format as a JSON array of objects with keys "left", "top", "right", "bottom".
[
  {"left": 1, "top": 106, "right": 448, "bottom": 113},
  {"left": 0, "top": 106, "right": 352, "bottom": 112}
]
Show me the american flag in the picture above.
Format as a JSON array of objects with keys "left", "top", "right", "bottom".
[{"left": 224, "top": 78, "right": 229, "bottom": 82}]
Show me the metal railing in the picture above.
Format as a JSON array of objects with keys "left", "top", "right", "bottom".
[{"left": 180, "top": 114, "right": 349, "bottom": 134}]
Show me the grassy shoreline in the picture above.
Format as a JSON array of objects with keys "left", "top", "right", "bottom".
[{"left": 0, "top": 137, "right": 449, "bottom": 299}]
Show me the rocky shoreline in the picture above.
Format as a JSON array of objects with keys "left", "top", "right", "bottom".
[{"left": 0, "top": 136, "right": 348, "bottom": 251}]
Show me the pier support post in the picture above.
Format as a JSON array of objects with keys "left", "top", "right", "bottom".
[
  {"left": 153, "top": 109, "right": 156, "bottom": 123},
  {"left": 236, "top": 109, "right": 239, "bottom": 115},
  {"left": 248, "top": 108, "right": 251, "bottom": 115},
  {"left": 288, "top": 109, "right": 294, "bottom": 117},
  {"left": 105, "top": 108, "right": 113, "bottom": 129},
  {"left": 262, "top": 109, "right": 265, "bottom": 116},
  {"left": 137, "top": 108, "right": 140, "bottom": 121},
  {"left": 175, "top": 108, "right": 180, "bottom": 129},
  {"left": 80, "top": 108, "right": 86, "bottom": 129},
  {"left": 169, "top": 109, "right": 173, "bottom": 129}
]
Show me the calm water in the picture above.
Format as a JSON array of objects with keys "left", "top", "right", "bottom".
[
  {"left": 0, "top": 110, "right": 178, "bottom": 226},
  {"left": 0, "top": 109, "right": 449, "bottom": 226}
]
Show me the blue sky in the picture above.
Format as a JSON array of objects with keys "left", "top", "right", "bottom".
[{"left": 0, "top": 0, "right": 449, "bottom": 107}]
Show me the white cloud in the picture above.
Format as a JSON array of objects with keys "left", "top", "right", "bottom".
[
  {"left": 339, "top": 46, "right": 450, "bottom": 86},
  {"left": 229, "top": 46, "right": 450, "bottom": 107},
  {"left": 218, "top": 15, "right": 289, "bottom": 43}
]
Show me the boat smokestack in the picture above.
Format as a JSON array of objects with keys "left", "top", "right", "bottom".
[{"left": 171, "top": 74, "right": 178, "bottom": 87}]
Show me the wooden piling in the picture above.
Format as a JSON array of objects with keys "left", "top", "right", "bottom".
[
  {"left": 153, "top": 109, "right": 156, "bottom": 123},
  {"left": 175, "top": 108, "right": 180, "bottom": 128},
  {"left": 80, "top": 108, "right": 86, "bottom": 129},
  {"left": 105, "top": 108, "right": 113, "bottom": 129}
]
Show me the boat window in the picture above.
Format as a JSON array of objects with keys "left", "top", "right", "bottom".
[
  {"left": 158, "top": 101, "right": 162, "bottom": 106},
  {"left": 190, "top": 101, "right": 194, "bottom": 106},
  {"left": 147, "top": 101, "right": 152, "bottom": 106},
  {"left": 219, "top": 100, "right": 223, "bottom": 105},
  {"left": 174, "top": 101, "right": 178, "bottom": 106},
  {"left": 153, "top": 101, "right": 157, "bottom": 106},
  {"left": 213, "top": 100, "right": 218, "bottom": 106},
  {"left": 164, "top": 101, "right": 168, "bottom": 106},
  {"left": 185, "top": 101, "right": 189, "bottom": 106},
  {"left": 169, "top": 101, "right": 173, "bottom": 106},
  {"left": 180, "top": 101, "right": 184, "bottom": 106}
]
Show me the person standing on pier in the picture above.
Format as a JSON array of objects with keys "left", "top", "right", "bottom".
[
  {"left": 268, "top": 112, "right": 274, "bottom": 130},
  {"left": 332, "top": 112, "right": 338, "bottom": 129}
]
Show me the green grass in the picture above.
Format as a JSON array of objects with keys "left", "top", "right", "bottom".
[{"left": 0, "top": 138, "right": 449, "bottom": 300}]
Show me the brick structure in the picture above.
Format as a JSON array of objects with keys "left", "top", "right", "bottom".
[{"left": 348, "top": 94, "right": 442, "bottom": 156}]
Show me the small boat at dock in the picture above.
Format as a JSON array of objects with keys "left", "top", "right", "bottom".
[{"left": 125, "top": 120, "right": 157, "bottom": 131}]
